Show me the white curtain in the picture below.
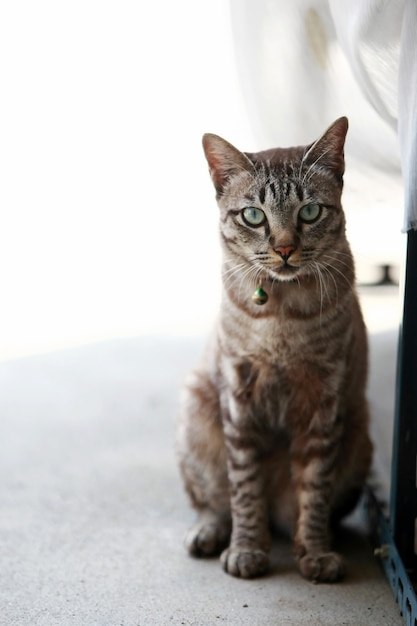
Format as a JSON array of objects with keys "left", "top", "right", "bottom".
[{"left": 230, "top": 0, "right": 416, "bottom": 238}]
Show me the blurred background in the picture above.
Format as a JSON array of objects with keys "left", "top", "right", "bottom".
[{"left": 0, "top": 0, "right": 404, "bottom": 360}]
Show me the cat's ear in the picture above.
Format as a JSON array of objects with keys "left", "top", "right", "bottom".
[
  {"left": 304, "top": 117, "right": 348, "bottom": 180},
  {"left": 202, "top": 133, "right": 254, "bottom": 195}
]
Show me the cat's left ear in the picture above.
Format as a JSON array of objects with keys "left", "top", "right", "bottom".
[
  {"left": 304, "top": 117, "right": 348, "bottom": 181},
  {"left": 202, "top": 133, "right": 255, "bottom": 195}
]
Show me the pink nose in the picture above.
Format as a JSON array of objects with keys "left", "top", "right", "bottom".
[{"left": 274, "top": 245, "right": 296, "bottom": 261}]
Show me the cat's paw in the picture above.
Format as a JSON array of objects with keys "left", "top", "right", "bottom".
[
  {"left": 185, "top": 521, "right": 230, "bottom": 557},
  {"left": 220, "top": 547, "right": 270, "bottom": 578},
  {"left": 297, "top": 551, "right": 346, "bottom": 583}
]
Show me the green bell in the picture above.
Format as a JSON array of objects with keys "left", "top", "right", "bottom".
[{"left": 252, "top": 286, "right": 268, "bottom": 305}]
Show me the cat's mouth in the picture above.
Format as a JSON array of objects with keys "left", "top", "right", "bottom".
[{"left": 270, "top": 264, "right": 302, "bottom": 282}]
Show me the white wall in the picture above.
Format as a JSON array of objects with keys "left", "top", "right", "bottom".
[{"left": 0, "top": 1, "right": 256, "bottom": 359}]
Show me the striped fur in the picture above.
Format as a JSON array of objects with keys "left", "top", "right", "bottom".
[{"left": 176, "top": 118, "right": 372, "bottom": 583}]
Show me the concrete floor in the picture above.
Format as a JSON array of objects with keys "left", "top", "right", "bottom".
[{"left": 0, "top": 285, "right": 405, "bottom": 625}]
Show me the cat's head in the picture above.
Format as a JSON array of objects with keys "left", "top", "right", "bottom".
[{"left": 202, "top": 117, "right": 350, "bottom": 287}]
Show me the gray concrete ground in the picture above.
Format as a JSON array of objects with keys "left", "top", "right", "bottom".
[{"left": 0, "top": 285, "right": 405, "bottom": 625}]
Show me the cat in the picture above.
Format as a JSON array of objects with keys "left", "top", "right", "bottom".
[{"left": 176, "top": 117, "right": 372, "bottom": 583}]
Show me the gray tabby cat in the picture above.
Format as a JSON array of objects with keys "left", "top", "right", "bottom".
[{"left": 176, "top": 117, "right": 372, "bottom": 583}]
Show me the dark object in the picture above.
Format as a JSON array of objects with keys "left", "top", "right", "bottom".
[
  {"left": 377, "top": 264, "right": 398, "bottom": 286},
  {"left": 391, "top": 230, "right": 417, "bottom": 571},
  {"left": 369, "top": 488, "right": 417, "bottom": 624},
  {"left": 370, "top": 230, "right": 417, "bottom": 623}
]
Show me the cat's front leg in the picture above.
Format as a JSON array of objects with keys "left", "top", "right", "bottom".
[
  {"left": 220, "top": 398, "right": 270, "bottom": 579},
  {"left": 291, "top": 411, "right": 345, "bottom": 583}
]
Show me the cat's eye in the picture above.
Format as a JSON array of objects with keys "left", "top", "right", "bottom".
[
  {"left": 241, "top": 207, "right": 266, "bottom": 227},
  {"left": 299, "top": 203, "right": 321, "bottom": 223}
]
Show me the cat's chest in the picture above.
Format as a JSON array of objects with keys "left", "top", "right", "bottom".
[
  {"left": 221, "top": 313, "right": 315, "bottom": 367},
  {"left": 220, "top": 318, "right": 301, "bottom": 395},
  {"left": 218, "top": 310, "right": 340, "bottom": 418}
]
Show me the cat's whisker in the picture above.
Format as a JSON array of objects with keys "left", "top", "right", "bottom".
[
  {"left": 236, "top": 263, "right": 262, "bottom": 302},
  {"left": 222, "top": 263, "right": 249, "bottom": 289},
  {"left": 247, "top": 263, "right": 261, "bottom": 282},
  {"left": 301, "top": 147, "right": 332, "bottom": 186},
  {"left": 321, "top": 253, "right": 354, "bottom": 272},
  {"left": 315, "top": 247, "right": 352, "bottom": 259},
  {"left": 222, "top": 262, "right": 247, "bottom": 278},
  {"left": 315, "top": 260, "right": 339, "bottom": 307},
  {"left": 225, "top": 267, "right": 258, "bottom": 297},
  {"left": 326, "top": 249, "right": 353, "bottom": 258},
  {"left": 222, "top": 261, "right": 245, "bottom": 274},
  {"left": 321, "top": 258, "right": 352, "bottom": 290},
  {"left": 318, "top": 262, "right": 332, "bottom": 306},
  {"left": 309, "top": 249, "right": 355, "bottom": 275},
  {"left": 310, "top": 262, "right": 325, "bottom": 323},
  {"left": 250, "top": 267, "right": 263, "bottom": 294},
  {"left": 297, "top": 147, "right": 308, "bottom": 183}
]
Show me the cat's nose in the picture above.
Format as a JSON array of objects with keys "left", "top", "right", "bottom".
[{"left": 274, "top": 244, "right": 296, "bottom": 262}]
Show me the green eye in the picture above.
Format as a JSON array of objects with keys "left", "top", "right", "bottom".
[
  {"left": 299, "top": 203, "right": 321, "bottom": 223},
  {"left": 242, "top": 207, "right": 266, "bottom": 227}
]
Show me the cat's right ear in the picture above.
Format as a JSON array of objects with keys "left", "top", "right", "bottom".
[{"left": 202, "top": 134, "right": 254, "bottom": 195}]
